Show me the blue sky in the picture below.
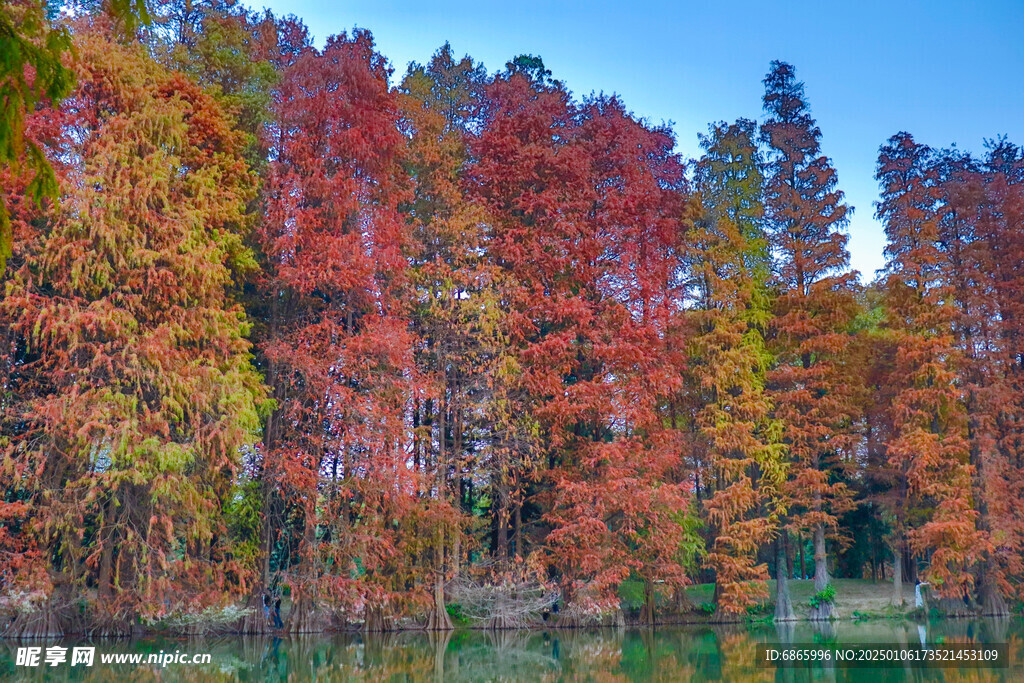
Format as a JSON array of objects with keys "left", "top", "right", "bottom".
[{"left": 257, "top": 1, "right": 1024, "bottom": 281}]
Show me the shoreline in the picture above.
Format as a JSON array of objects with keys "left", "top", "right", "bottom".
[
  {"left": 4, "top": 579, "right": 1016, "bottom": 639},
  {"left": 2, "top": 608, "right": 1017, "bottom": 640}
]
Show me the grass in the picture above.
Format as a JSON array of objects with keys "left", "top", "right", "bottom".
[{"left": 683, "top": 579, "right": 916, "bottom": 620}]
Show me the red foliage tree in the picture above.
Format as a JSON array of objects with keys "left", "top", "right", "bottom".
[
  {"left": 255, "top": 29, "right": 417, "bottom": 632},
  {"left": 978, "top": 142, "right": 1024, "bottom": 611},
  {"left": 469, "top": 70, "right": 691, "bottom": 622},
  {"left": 546, "top": 96, "right": 690, "bottom": 625}
]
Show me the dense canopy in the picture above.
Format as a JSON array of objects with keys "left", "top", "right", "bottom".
[{"left": 1, "top": 2, "right": 1023, "bottom": 635}]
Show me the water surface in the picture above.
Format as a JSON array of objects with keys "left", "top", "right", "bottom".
[{"left": 0, "top": 618, "right": 1020, "bottom": 681}]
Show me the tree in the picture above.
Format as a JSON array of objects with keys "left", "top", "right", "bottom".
[
  {"left": 761, "top": 61, "right": 858, "bottom": 620},
  {"left": 400, "top": 42, "right": 493, "bottom": 630},
  {"left": 875, "top": 132, "right": 985, "bottom": 606},
  {"left": 686, "top": 119, "right": 784, "bottom": 617},
  {"left": 0, "top": 24, "right": 265, "bottom": 636},
  {"left": 933, "top": 146, "right": 1009, "bottom": 614},
  {"left": 255, "top": 28, "right": 415, "bottom": 632},
  {"left": 468, "top": 69, "right": 692, "bottom": 623},
  {"left": 467, "top": 65, "right": 597, "bottom": 616},
  {"left": 150, "top": 0, "right": 280, "bottom": 171},
  {"left": 978, "top": 140, "right": 1024, "bottom": 612},
  {"left": 0, "top": 0, "right": 74, "bottom": 275},
  {"left": 1, "top": 0, "right": 152, "bottom": 276},
  {"left": 545, "top": 95, "right": 691, "bottom": 626}
]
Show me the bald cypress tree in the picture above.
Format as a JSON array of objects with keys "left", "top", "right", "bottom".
[
  {"left": 0, "top": 27, "right": 265, "bottom": 636},
  {"left": 689, "top": 119, "right": 786, "bottom": 617},
  {"left": 979, "top": 141, "right": 1024, "bottom": 614},
  {"left": 761, "top": 62, "right": 858, "bottom": 621},
  {"left": 400, "top": 43, "right": 493, "bottom": 631},
  {"left": 875, "top": 132, "right": 985, "bottom": 607}
]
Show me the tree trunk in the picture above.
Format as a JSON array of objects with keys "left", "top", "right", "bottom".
[
  {"left": 364, "top": 603, "right": 393, "bottom": 633},
  {"left": 438, "top": 391, "right": 447, "bottom": 492},
  {"left": 424, "top": 571, "right": 453, "bottom": 631},
  {"left": 809, "top": 524, "right": 835, "bottom": 620},
  {"left": 496, "top": 496, "right": 509, "bottom": 562},
  {"left": 513, "top": 502, "right": 522, "bottom": 558},
  {"left": 424, "top": 528, "right": 453, "bottom": 631},
  {"left": 286, "top": 592, "right": 324, "bottom": 634},
  {"left": 639, "top": 578, "right": 656, "bottom": 627},
  {"left": 775, "top": 533, "right": 795, "bottom": 621},
  {"left": 240, "top": 470, "right": 276, "bottom": 635},
  {"left": 813, "top": 525, "right": 830, "bottom": 587},
  {"left": 3, "top": 596, "right": 63, "bottom": 638},
  {"left": 98, "top": 526, "right": 114, "bottom": 601},
  {"left": 413, "top": 398, "right": 421, "bottom": 473},
  {"left": 237, "top": 591, "right": 272, "bottom": 634},
  {"left": 427, "top": 388, "right": 454, "bottom": 632},
  {"left": 967, "top": 395, "right": 1008, "bottom": 617},
  {"left": 452, "top": 533, "right": 461, "bottom": 577},
  {"left": 892, "top": 539, "right": 904, "bottom": 608},
  {"left": 978, "top": 563, "right": 1009, "bottom": 616},
  {"left": 798, "top": 535, "right": 805, "bottom": 579},
  {"left": 671, "top": 585, "right": 695, "bottom": 617},
  {"left": 785, "top": 531, "right": 794, "bottom": 580}
]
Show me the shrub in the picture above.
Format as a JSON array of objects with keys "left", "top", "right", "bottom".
[{"left": 809, "top": 584, "right": 836, "bottom": 609}]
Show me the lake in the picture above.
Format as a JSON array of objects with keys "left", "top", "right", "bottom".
[{"left": 0, "top": 618, "right": 1020, "bottom": 681}]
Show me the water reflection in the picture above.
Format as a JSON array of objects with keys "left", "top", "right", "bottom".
[{"left": 0, "top": 618, "right": 1019, "bottom": 681}]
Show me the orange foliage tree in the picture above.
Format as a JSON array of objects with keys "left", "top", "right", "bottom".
[
  {"left": 0, "top": 25, "right": 265, "bottom": 636},
  {"left": 761, "top": 62, "right": 858, "bottom": 620},
  {"left": 875, "top": 132, "right": 985, "bottom": 605},
  {"left": 685, "top": 119, "right": 784, "bottom": 617}
]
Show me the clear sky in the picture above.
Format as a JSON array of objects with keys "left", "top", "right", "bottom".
[{"left": 256, "top": 0, "right": 1024, "bottom": 281}]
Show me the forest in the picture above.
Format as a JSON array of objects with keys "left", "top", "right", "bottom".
[{"left": 1, "top": 0, "right": 1023, "bottom": 637}]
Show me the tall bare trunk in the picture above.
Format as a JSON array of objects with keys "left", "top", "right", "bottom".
[
  {"left": 892, "top": 537, "right": 904, "bottom": 608},
  {"left": 798, "top": 534, "right": 805, "bottom": 579},
  {"left": 968, "top": 390, "right": 1009, "bottom": 617},
  {"left": 496, "top": 493, "right": 509, "bottom": 562},
  {"left": 98, "top": 534, "right": 114, "bottom": 601},
  {"left": 785, "top": 531, "right": 794, "bottom": 580},
  {"left": 809, "top": 524, "right": 835, "bottom": 620},
  {"left": 425, "top": 528, "right": 453, "bottom": 631},
  {"left": 426, "top": 394, "right": 453, "bottom": 631},
  {"left": 285, "top": 519, "right": 323, "bottom": 634},
  {"left": 513, "top": 502, "right": 522, "bottom": 558},
  {"left": 452, "top": 533, "right": 461, "bottom": 577},
  {"left": 979, "top": 560, "right": 1009, "bottom": 616},
  {"left": 813, "top": 524, "right": 830, "bottom": 588},
  {"left": 775, "top": 533, "right": 795, "bottom": 621}
]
